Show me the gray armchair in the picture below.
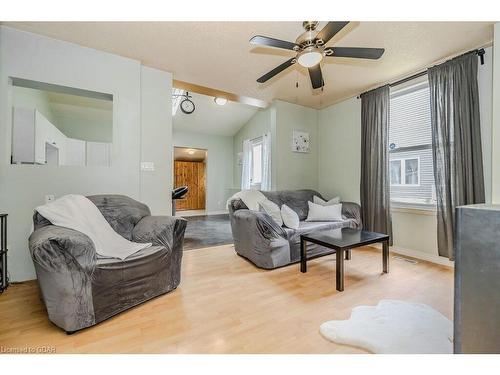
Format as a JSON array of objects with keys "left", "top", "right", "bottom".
[
  {"left": 229, "top": 190, "right": 362, "bottom": 269},
  {"left": 29, "top": 195, "right": 187, "bottom": 333}
]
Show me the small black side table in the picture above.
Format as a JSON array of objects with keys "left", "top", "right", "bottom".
[
  {"left": 300, "top": 228, "right": 390, "bottom": 292},
  {"left": 0, "top": 213, "right": 8, "bottom": 293}
]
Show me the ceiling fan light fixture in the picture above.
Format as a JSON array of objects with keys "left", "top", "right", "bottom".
[
  {"left": 214, "top": 97, "right": 228, "bottom": 106},
  {"left": 297, "top": 47, "right": 323, "bottom": 68}
]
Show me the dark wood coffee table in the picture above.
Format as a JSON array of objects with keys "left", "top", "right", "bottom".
[{"left": 300, "top": 228, "right": 390, "bottom": 292}]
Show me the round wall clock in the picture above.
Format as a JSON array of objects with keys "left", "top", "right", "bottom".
[{"left": 180, "top": 97, "right": 195, "bottom": 114}]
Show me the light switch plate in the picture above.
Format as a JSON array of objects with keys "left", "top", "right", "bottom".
[{"left": 141, "top": 162, "right": 155, "bottom": 172}]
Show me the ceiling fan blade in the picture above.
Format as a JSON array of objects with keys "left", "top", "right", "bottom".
[
  {"left": 257, "top": 58, "right": 296, "bottom": 83},
  {"left": 250, "top": 35, "right": 299, "bottom": 51},
  {"left": 315, "top": 22, "right": 349, "bottom": 44},
  {"left": 308, "top": 65, "right": 323, "bottom": 89},
  {"left": 325, "top": 47, "right": 385, "bottom": 59}
]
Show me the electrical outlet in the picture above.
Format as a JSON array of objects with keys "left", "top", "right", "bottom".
[{"left": 45, "top": 195, "right": 55, "bottom": 203}]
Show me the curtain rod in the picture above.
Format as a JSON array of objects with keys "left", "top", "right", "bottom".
[{"left": 357, "top": 48, "right": 486, "bottom": 99}]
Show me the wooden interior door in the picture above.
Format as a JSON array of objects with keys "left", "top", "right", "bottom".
[{"left": 174, "top": 161, "right": 206, "bottom": 211}]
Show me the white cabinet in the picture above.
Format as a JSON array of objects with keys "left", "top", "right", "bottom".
[
  {"left": 43, "top": 115, "right": 67, "bottom": 165},
  {"left": 12, "top": 107, "right": 36, "bottom": 164},
  {"left": 33, "top": 110, "right": 65, "bottom": 165},
  {"left": 86, "top": 142, "right": 111, "bottom": 167},
  {"left": 65, "top": 138, "right": 86, "bottom": 166},
  {"left": 12, "top": 107, "right": 111, "bottom": 167},
  {"left": 12, "top": 108, "right": 64, "bottom": 165}
]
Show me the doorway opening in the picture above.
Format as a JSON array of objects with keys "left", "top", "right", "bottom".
[{"left": 174, "top": 147, "right": 207, "bottom": 216}]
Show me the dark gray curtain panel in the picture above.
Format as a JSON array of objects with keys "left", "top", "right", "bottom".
[
  {"left": 360, "top": 85, "right": 392, "bottom": 244},
  {"left": 428, "top": 52, "right": 485, "bottom": 260}
]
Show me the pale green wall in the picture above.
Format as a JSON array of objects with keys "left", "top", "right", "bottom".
[
  {"left": 233, "top": 101, "right": 319, "bottom": 191},
  {"left": 12, "top": 86, "right": 57, "bottom": 124},
  {"left": 317, "top": 49, "right": 494, "bottom": 260},
  {"left": 0, "top": 26, "right": 173, "bottom": 281},
  {"left": 318, "top": 97, "right": 361, "bottom": 203},
  {"left": 233, "top": 106, "right": 273, "bottom": 188},
  {"left": 174, "top": 130, "right": 234, "bottom": 212},
  {"left": 274, "top": 101, "right": 318, "bottom": 191},
  {"left": 54, "top": 106, "right": 113, "bottom": 143},
  {"left": 478, "top": 47, "right": 494, "bottom": 204},
  {"left": 492, "top": 23, "right": 500, "bottom": 204},
  {"left": 317, "top": 96, "right": 440, "bottom": 257},
  {"left": 13, "top": 86, "right": 113, "bottom": 143},
  {"left": 140, "top": 66, "right": 173, "bottom": 215}
]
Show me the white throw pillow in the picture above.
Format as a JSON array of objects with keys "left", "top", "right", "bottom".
[
  {"left": 281, "top": 204, "right": 299, "bottom": 229},
  {"left": 259, "top": 199, "right": 283, "bottom": 226},
  {"left": 306, "top": 201, "right": 343, "bottom": 222},
  {"left": 313, "top": 195, "right": 341, "bottom": 206}
]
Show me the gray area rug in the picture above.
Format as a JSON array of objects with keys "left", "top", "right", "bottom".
[{"left": 182, "top": 214, "right": 234, "bottom": 250}]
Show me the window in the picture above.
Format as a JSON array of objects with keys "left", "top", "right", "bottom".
[
  {"left": 171, "top": 88, "right": 184, "bottom": 116},
  {"left": 250, "top": 139, "right": 263, "bottom": 188},
  {"left": 390, "top": 158, "right": 420, "bottom": 186},
  {"left": 389, "top": 78, "right": 435, "bottom": 207}
]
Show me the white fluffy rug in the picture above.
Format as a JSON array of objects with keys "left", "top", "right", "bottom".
[{"left": 320, "top": 300, "right": 453, "bottom": 354}]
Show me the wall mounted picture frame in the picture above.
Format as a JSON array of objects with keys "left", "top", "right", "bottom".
[{"left": 292, "top": 130, "right": 310, "bottom": 153}]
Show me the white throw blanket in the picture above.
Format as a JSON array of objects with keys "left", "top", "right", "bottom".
[
  {"left": 226, "top": 190, "right": 266, "bottom": 211},
  {"left": 36, "top": 194, "right": 151, "bottom": 260}
]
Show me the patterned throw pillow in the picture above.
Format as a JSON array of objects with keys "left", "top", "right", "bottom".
[{"left": 313, "top": 195, "right": 341, "bottom": 206}]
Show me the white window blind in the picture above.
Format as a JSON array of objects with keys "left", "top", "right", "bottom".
[{"left": 389, "top": 79, "right": 436, "bottom": 207}]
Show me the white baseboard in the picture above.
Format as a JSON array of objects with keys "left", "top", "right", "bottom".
[
  {"left": 368, "top": 244, "right": 454, "bottom": 268},
  {"left": 176, "top": 209, "right": 228, "bottom": 217}
]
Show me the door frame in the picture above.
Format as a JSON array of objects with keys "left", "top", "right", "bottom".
[{"left": 173, "top": 145, "right": 208, "bottom": 213}]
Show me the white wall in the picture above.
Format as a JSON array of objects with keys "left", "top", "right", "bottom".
[
  {"left": 0, "top": 26, "right": 173, "bottom": 281},
  {"left": 173, "top": 130, "right": 233, "bottom": 213},
  {"left": 317, "top": 48, "right": 494, "bottom": 263}
]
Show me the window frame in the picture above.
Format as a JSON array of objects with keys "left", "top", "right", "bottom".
[
  {"left": 250, "top": 137, "right": 263, "bottom": 189},
  {"left": 390, "top": 156, "right": 421, "bottom": 187}
]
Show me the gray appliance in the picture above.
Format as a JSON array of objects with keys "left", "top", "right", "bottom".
[{"left": 454, "top": 204, "right": 500, "bottom": 353}]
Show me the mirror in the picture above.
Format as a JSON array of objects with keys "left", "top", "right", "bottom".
[{"left": 10, "top": 78, "right": 113, "bottom": 167}]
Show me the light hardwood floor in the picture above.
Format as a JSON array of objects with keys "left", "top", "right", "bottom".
[{"left": 0, "top": 245, "right": 453, "bottom": 354}]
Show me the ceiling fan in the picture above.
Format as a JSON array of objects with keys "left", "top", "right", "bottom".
[{"left": 250, "top": 21, "right": 385, "bottom": 89}]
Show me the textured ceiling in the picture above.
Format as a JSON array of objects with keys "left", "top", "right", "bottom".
[
  {"left": 5, "top": 21, "right": 494, "bottom": 109},
  {"left": 173, "top": 91, "right": 258, "bottom": 136}
]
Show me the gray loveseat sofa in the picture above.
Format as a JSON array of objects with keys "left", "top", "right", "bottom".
[
  {"left": 228, "top": 189, "right": 362, "bottom": 269},
  {"left": 29, "top": 194, "right": 187, "bottom": 333}
]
